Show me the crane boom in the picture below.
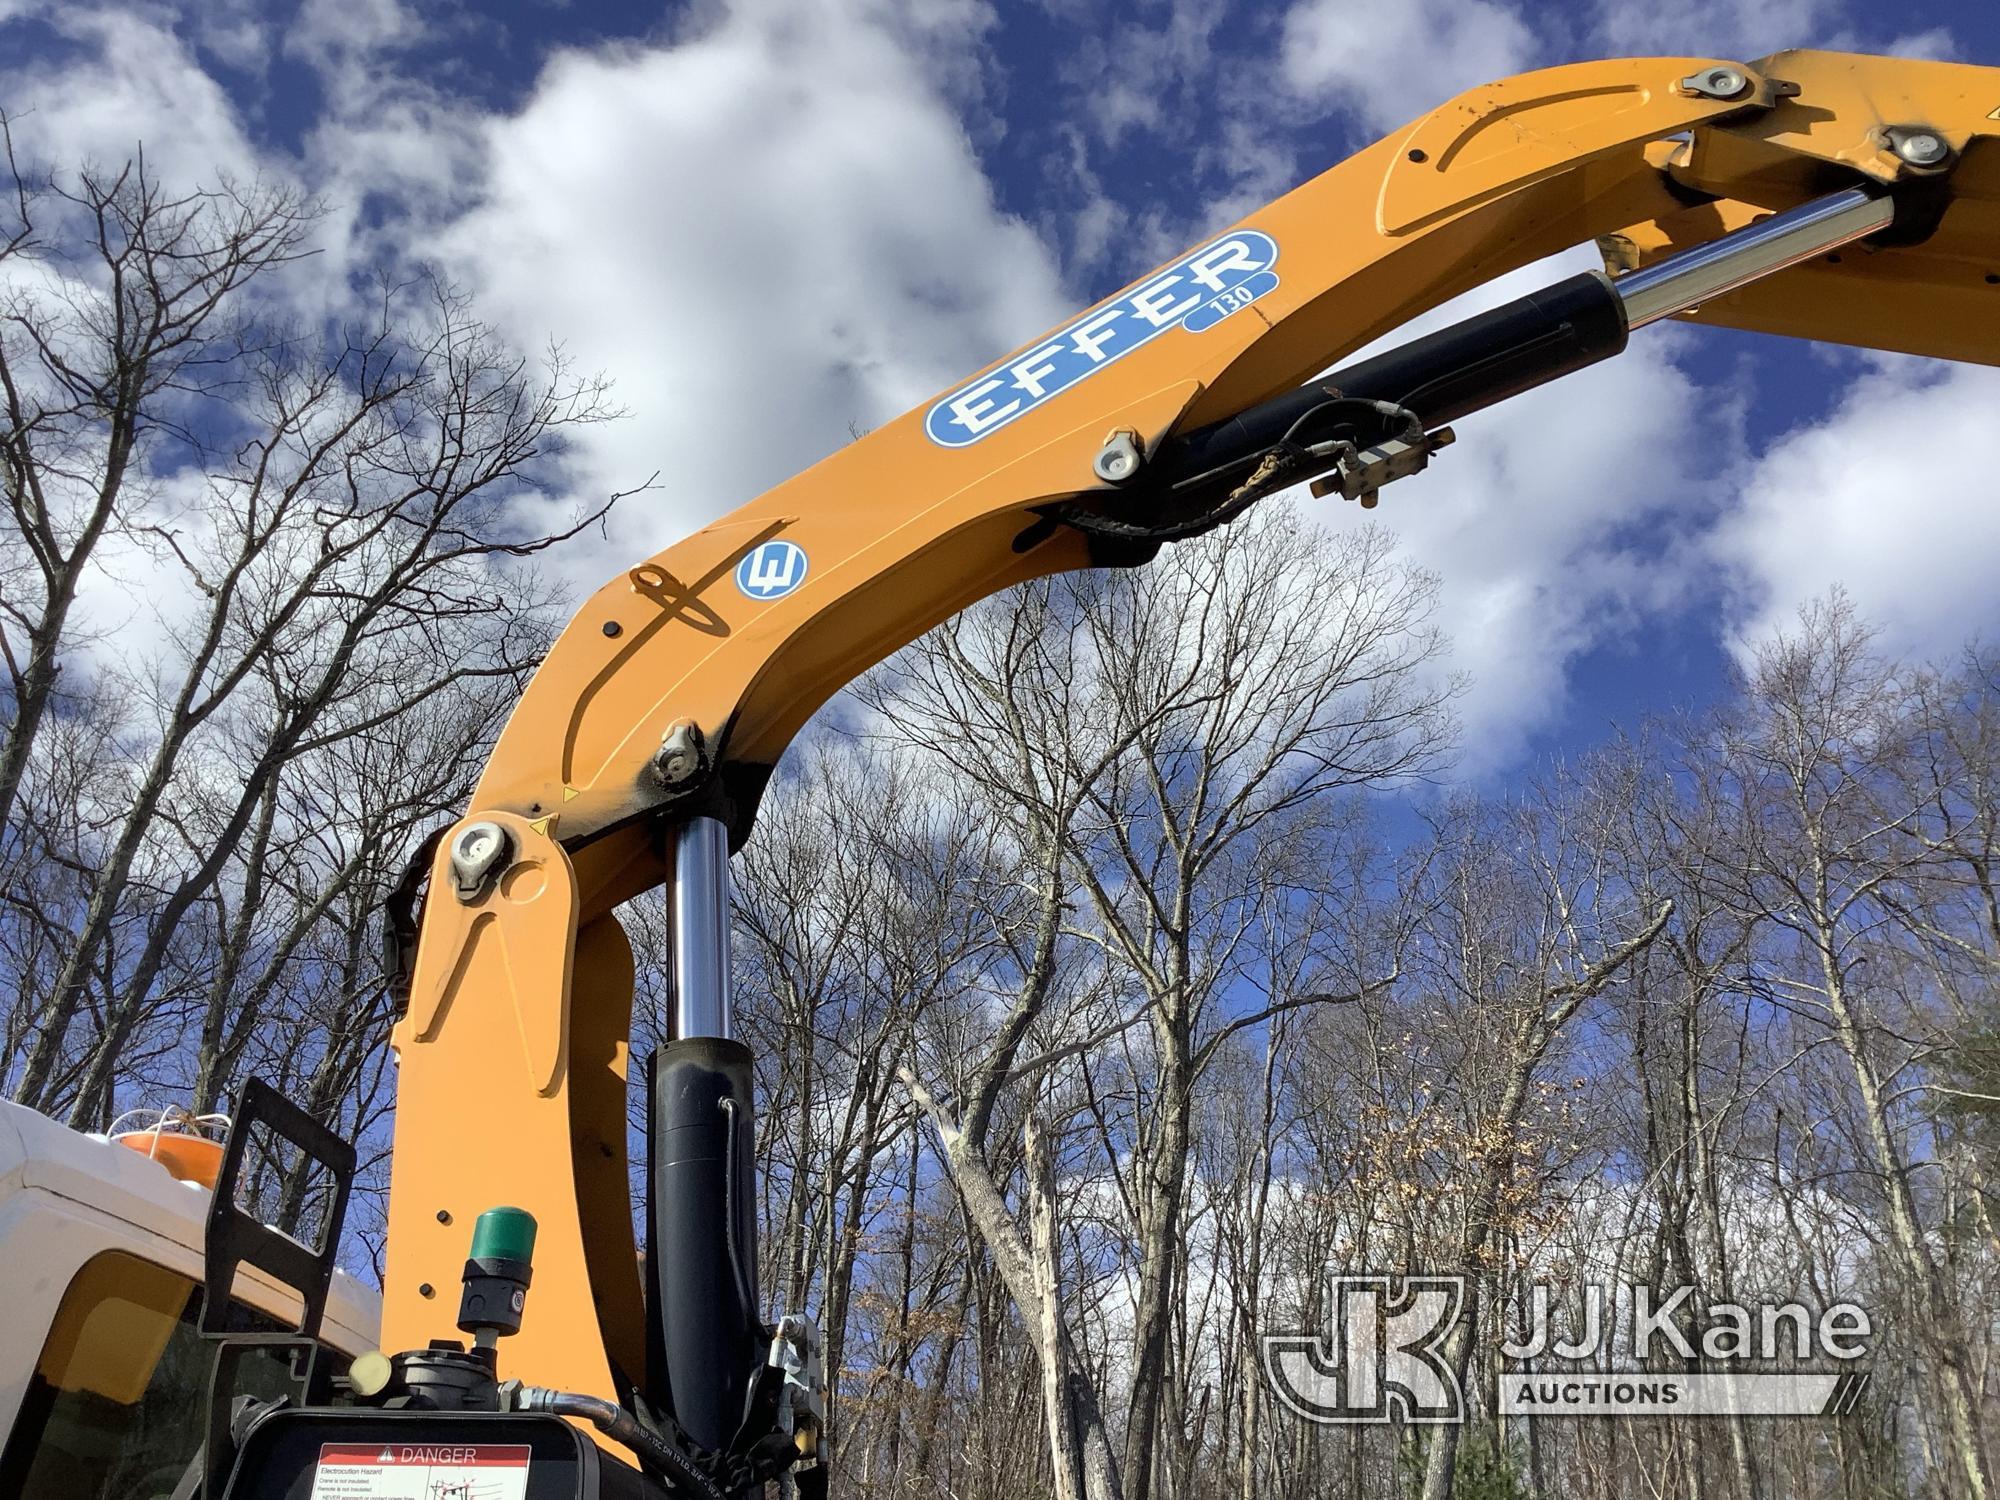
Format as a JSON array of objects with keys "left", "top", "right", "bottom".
[{"left": 379, "top": 46, "right": 2000, "bottom": 1442}]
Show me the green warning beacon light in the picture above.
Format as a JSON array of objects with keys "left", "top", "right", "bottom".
[{"left": 458, "top": 1205, "right": 537, "bottom": 1350}]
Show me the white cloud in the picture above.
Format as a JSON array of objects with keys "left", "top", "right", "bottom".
[
  {"left": 1879, "top": 28, "right": 1958, "bottom": 61},
  {"left": 1279, "top": 0, "right": 1537, "bottom": 135},
  {"left": 1708, "top": 357, "right": 2000, "bottom": 662},
  {"left": 179, "top": 0, "right": 274, "bottom": 75},
  {"left": 1590, "top": 0, "right": 1838, "bottom": 61},
  {"left": 0, "top": 8, "right": 264, "bottom": 191},
  {"left": 1306, "top": 255, "right": 1998, "bottom": 764},
  {"left": 1078, "top": 3, "right": 1221, "bottom": 149},
  {"left": 4, "top": 0, "right": 1068, "bottom": 589},
  {"left": 287, "top": 0, "right": 416, "bottom": 72},
  {"left": 427, "top": 0, "right": 1069, "bottom": 570},
  {"left": 1589, "top": 0, "right": 1958, "bottom": 65}
]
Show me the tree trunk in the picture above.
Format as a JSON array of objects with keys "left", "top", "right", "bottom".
[
  {"left": 1030, "top": 1113, "right": 1086, "bottom": 1500},
  {"left": 906, "top": 1071, "right": 1124, "bottom": 1500},
  {"left": 1814, "top": 898, "right": 1991, "bottom": 1500}
]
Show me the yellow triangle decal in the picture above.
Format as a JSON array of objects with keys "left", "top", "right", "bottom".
[
  {"left": 529, "top": 815, "right": 554, "bottom": 837},
  {"left": 562, "top": 785, "right": 580, "bottom": 802}
]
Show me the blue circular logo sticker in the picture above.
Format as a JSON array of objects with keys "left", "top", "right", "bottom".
[{"left": 735, "top": 540, "right": 809, "bottom": 601}]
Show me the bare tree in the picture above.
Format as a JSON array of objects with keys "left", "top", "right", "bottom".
[
  {"left": 731, "top": 745, "right": 994, "bottom": 1440},
  {"left": 1703, "top": 597, "right": 1992, "bottom": 1500},
  {"left": 1408, "top": 779, "right": 1671, "bottom": 1500},
  {"left": 0, "top": 143, "right": 629, "bottom": 1200},
  {"left": 876, "top": 508, "right": 1451, "bottom": 1500},
  {"left": 4, "top": 260, "right": 618, "bottom": 1120},
  {"left": 0, "top": 125, "right": 316, "bottom": 836}
]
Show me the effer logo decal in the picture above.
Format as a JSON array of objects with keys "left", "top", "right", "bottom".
[{"left": 924, "top": 230, "right": 1280, "bottom": 448}]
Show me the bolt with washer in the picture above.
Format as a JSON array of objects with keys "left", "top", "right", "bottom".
[
  {"left": 655, "top": 719, "right": 706, "bottom": 786},
  {"left": 449, "top": 820, "right": 512, "bottom": 903},
  {"left": 1681, "top": 66, "right": 1751, "bottom": 100},
  {"left": 1094, "top": 430, "right": 1143, "bottom": 484},
  {"left": 1894, "top": 130, "right": 1950, "bottom": 167}
]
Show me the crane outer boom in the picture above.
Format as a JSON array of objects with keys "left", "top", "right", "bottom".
[{"left": 381, "top": 50, "right": 2000, "bottom": 1405}]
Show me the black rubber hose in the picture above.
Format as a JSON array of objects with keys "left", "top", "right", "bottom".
[
  {"left": 719, "top": 1097, "right": 759, "bottom": 1336},
  {"left": 516, "top": 1387, "right": 729, "bottom": 1500},
  {"left": 1150, "top": 269, "right": 1627, "bottom": 490}
]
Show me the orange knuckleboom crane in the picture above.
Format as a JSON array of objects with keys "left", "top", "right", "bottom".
[
  {"left": 56, "top": 46, "right": 1990, "bottom": 1500},
  {"left": 385, "top": 46, "right": 2000, "bottom": 1485}
]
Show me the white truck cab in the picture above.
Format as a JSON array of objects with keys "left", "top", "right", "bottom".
[{"left": 0, "top": 1099, "right": 380, "bottom": 1497}]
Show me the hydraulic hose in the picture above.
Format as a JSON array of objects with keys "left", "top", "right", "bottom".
[{"left": 516, "top": 1387, "right": 729, "bottom": 1500}]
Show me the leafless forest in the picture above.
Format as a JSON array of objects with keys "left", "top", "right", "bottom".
[{"left": 5, "top": 149, "right": 1998, "bottom": 1500}]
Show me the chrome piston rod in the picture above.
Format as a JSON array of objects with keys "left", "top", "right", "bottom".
[
  {"left": 670, "top": 814, "right": 734, "bottom": 1039},
  {"left": 1612, "top": 185, "right": 1894, "bottom": 327}
]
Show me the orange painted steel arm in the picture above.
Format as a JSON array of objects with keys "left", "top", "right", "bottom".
[{"left": 383, "top": 50, "right": 2000, "bottom": 1402}]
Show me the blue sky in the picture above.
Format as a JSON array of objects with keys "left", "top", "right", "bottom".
[{"left": 3, "top": 0, "right": 1998, "bottom": 778}]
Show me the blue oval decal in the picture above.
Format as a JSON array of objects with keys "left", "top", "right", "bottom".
[
  {"left": 924, "top": 229, "right": 1281, "bottom": 448},
  {"left": 1180, "top": 269, "right": 1280, "bottom": 333},
  {"left": 736, "top": 540, "right": 809, "bottom": 600}
]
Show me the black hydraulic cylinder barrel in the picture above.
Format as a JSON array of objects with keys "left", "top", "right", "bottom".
[
  {"left": 646, "top": 1036, "right": 763, "bottom": 1466},
  {"left": 1153, "top": 270, "right": 1627, "bottom": 488}
]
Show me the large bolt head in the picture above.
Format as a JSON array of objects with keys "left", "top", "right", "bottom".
[
  {"left": 655, "top": 719, "right": 705, "bottom": 785},
  {"left": 1895, "top": 130, "right": 1949, "bottom": 166},
  {"left": 1680, "top": 66, "right": 1750, "bottom": 100},
  {"left": 1093, "top": 431, "right": 1143, "bottom": 484},
  {"left": 448, "top": 820, "right": 512, "bottom": 902},
  {"left": 453, "top": 824, "right": 503, "bottom": 868}
]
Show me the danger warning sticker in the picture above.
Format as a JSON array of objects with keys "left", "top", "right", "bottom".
[{"left": 310, "top": 1443, "right": 531, "bottom": 1500}]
